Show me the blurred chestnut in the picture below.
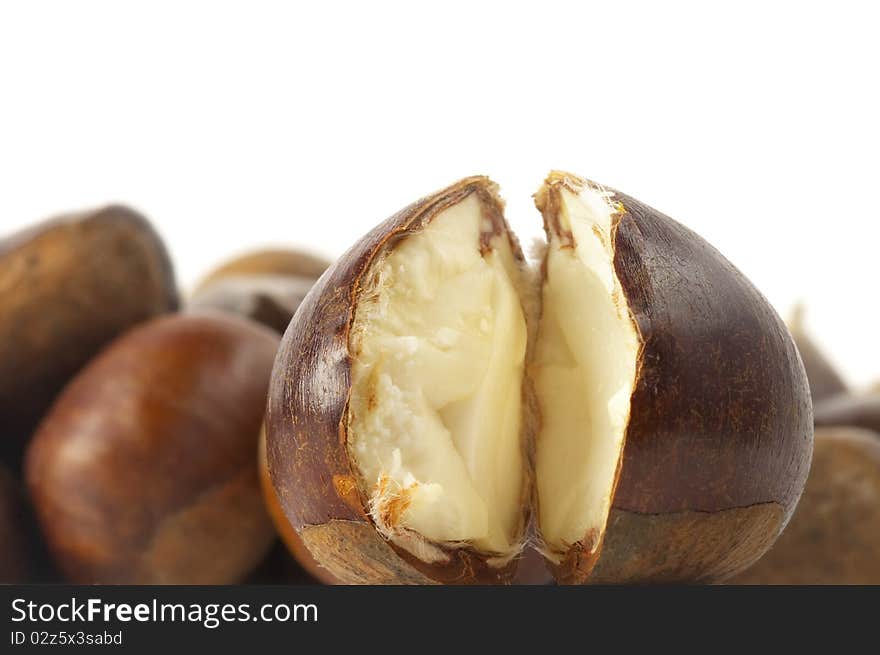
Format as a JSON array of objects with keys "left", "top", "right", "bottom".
[
  {"left": 189, "top": 275, "right": 317, "bottom": 334},
  {"left": 0, "top": 205, "right": 178, "bottom": 463},
  {"left": 266, "top": 173, "right": 812, "bottom": 585},
  {"left": 194, "top": 248, "right": 330, "bottom": 291},
  {"left": 813, "top": 392, "right": 880, "bottom": 436},
  {"left": 729, "top": 427, "right": 880, "bottom": 584},
  {"left": 189, "top": 249, "right": 330, "bottom": 333},
  {"left": 26, "top": 313, "right": 278, "bottom": 584}
]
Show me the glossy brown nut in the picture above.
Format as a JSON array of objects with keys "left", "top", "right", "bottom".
[
  {"left": 0, "top": 464, "right": 30, "bottom": 583},
  {"left": 0, "top": 205, "right": 178, "bottom": 463},
  {"left": 787, "top": 306, "right": 848, "bottom": 403},
  {"left": 813, "top": 392, "right": 880, "bottom": 435},
  {"left": 728, "top": 427, "right": 880, "bottom": 584},
  {"left": 188, "top": 275, "right": 317, "bottom": 334},
  {"left": 194, "top": 248, "right": 331, "bottom": 292},
  {"left": 257, "top": 428, "right": 340, "bottom": 584},
  {"left": 537, "top": 174, "right": 813, "bottom": 583},
  {"left": 26, "top": 314, "right": 278, "bottom": 584}
]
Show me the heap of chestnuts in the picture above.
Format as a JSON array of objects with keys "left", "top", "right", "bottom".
[{"left": 4, "top": 172, "right": 877, "bottom": 585}]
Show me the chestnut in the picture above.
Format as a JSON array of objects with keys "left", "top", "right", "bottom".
[
  {"left": 189, "top": 275, "right": 318, "bottom": 334},
  {"left": 266, "top": 173, "right": 813, "bottom": 585},
  {"left": 813, "top": 392, "right": 880, "bottom": 436},
  {"left": 194, "top": 248, "right": 331, "bottom": 291},
  {"left": 788, "top": 305, "right": 848, "bottom": 402},
  {"left": 188, "top": 249, "right": 331, "bottom": 333},
  {"left": 0, "top": 464, "right": 29, "bottom": 583},
  {"left": 0, "top": 205, "right": 178, "bottom": 463},
  {"left": 26, "top": 313, "right": 278, "bottom": 584},
  {"left": 257, "top": 427, "right": 340, "bottom": 584},
  {"left": 729, "top": 427, "right": 880, "bottom": 584}
]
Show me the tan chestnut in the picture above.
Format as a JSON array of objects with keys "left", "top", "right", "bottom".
[
  {"left": 0, "top": 205, "right": 178, "bottom": 462},
  {"left": 257, "top": 428, "right": 339, "bottom": 584},
  {"left": 813, "top": 392, "right": 880, "bottom": 436},
  {"left": 0, "top": 464, "right": 29, "bottom": 583},
  {"left": 787, "top": 306, "right": 848, "bottom": 403},
  {"left": 266, "top": 173, "right": 812, "bottom": 585},
  {"left": 194, "top": 248, "right": 331, "bottom": 292},
  {"left": 730, "top": 427, "right": 880, "bottom": 584},
  {"left": 26, "top": 313, "right": 278, "bottom": 584}
]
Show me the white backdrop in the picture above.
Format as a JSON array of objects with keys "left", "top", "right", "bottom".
[{"left": 1, "top": 1, "right": 877, "bottom": 386}]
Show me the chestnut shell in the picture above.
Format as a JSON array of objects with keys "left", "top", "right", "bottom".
[
  {"left": 729, "top": 427, "right": 880, "bottom": 584},
  {"left": 564, "top": 184, "right": 813, "bottom": 583},
  {"left": 268, "top": 174, "right": 813, "bottom": 585},
  {"left": 266, "top": 177, "right": 526, "bottom": 584},
  {"left": 26, "top": 313, "right": 278, "bottom": 584},
  {"left": 0, "top": 205, "right": 178, "bottom": 463}
]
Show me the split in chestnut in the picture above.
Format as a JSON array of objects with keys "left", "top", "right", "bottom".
[{"left": 266, "top": 172, "right": 813, "bottom": 584}]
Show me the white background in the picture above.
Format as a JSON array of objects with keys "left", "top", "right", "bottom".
[{"left": 1, "top": 1, "right": 877, "bottom": 386}]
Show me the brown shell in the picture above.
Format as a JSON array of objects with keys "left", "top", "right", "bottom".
[
  {"left": 25, "top": 313, "right": 278, "bottom": 584},
  {"left": 266, "top": 176, "right": 528, "bottom": 584},
  {"left": 537, "top": 173, "right": 813, "bottom": 583},
  {"left": 729, "top": 427, "right": 880, "bottom": 584},
  {"left": 813, "top": 392, "right": 880, "bottom": 435},
  {"left": 257, "top": 427, "right": 340, "bottom": 584},
  {"left": 0, "top": 205, "right": 178, "bottom": 463}
]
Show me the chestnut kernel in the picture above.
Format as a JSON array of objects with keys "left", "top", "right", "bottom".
[{"left": 266, "top": 173, "right": 813, "bottom": 584}]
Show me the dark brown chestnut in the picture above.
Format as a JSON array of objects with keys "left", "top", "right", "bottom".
[
  {"left": 26, "top": 313, "right": 278, "bottom": 584},
  {"left": 0, "top": 205, "right": 178, "bottom": 463},
  {"left": 729, "top": 427, "right": 880, "bottom": 584},
  {"left": 266, "top": 173, "right": 813, "bottom": 585},
  {"left": 257, "top": 427, "right": 339, "bottom": 584}
]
